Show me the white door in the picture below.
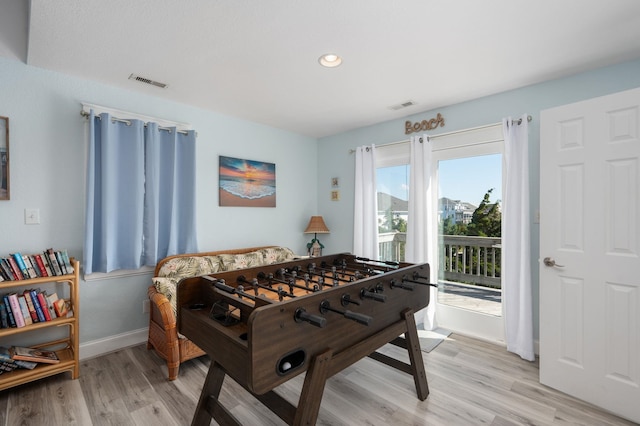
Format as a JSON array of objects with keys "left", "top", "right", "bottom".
[{"left": 540, "top": 87, "right": 640, "bottom": 423}]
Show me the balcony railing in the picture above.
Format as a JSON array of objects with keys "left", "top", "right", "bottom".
[{"left": 378, "top": 233, "right": 501, "bottom": 289}]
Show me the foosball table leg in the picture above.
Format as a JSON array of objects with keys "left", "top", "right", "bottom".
[
  {"left": 293, "top": 348, "right": 334, "bottom": 426},
  {"left": 191, "top": 361, "right": 239, "bottom": 426},
  {"left": 402, "top": 310, "right": 429, "bottom": 400}
]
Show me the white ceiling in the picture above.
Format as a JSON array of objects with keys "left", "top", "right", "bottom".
[{"left": 4, "top": 1, "right": 640, "bottom": 138}]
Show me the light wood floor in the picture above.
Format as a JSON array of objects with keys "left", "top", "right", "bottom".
[{"left": 0, "top": 334, "right": 635, "bottom": 425}]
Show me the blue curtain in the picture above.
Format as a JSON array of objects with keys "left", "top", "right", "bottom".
[
  {"left": 143, "top": 123, "right": 197, "bottom": 265},
  {"left": 84, "top": 111, "right": 198, "bottom": 274}
]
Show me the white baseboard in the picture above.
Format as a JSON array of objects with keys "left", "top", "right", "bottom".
[{"left": 79, "top": 327, "right": 148, "bottom": 360}]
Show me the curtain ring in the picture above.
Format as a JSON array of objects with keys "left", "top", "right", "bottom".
[
  {"left": 366, "top": 147, "right": 370, "bottom": 152},
  {"left": 418, "top": 137, "right": 423, "bottom": 143}
]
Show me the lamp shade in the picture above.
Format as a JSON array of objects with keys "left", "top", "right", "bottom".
[{"left": 304, "top": 216, "right": 330, "bottom": 234}]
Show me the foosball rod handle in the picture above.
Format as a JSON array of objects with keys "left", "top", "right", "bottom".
[
  {"left": 319, "top": 300, "right": 372, "bottom": 326},
  {"left": 402, "top": 275, "right": 438, "bottom": 287},
  {"left": 390, "top": 279, "right": 414, "bottom": 291},
  {"left": 294, "top": 308, "right": 327, "bottom": 328},
  {"left": 360, "top": 288, "right": 387, "bottom": 302}
]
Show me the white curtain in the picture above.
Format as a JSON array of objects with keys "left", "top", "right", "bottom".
[
  {"left": 502, "top": 115, "right": 535, "bottom": 361},
  {"left": 353, "top": 145, "right": 379, "bottom": 259},
  {"left": 405, "top": 134, "right": 436, "bottom": 330}
]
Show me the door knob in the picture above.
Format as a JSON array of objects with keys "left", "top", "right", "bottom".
[{"left": 543, "top": 257, "right": 565, "bottom": 267}]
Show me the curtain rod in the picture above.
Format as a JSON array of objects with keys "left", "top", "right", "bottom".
[
  {"left": 348, "top": 115, "right": 532, "bottom": 153},
  {"left": 80, "top": 110, "right": 193, "bottom": 136}
]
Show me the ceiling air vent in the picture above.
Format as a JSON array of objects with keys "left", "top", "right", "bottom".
[
  {"left": 128, "top": 73, "right": 168, "bottom": 89},
  {"left": 388, "top": 100, "right": 417, "bottom": 111}
]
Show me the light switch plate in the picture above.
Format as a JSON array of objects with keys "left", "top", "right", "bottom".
[{"left": 25, "top": 208, "right": 40, "bottom": 224}]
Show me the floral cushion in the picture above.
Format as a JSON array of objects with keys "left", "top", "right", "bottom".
[
  {"left": 218, "top": 251, "right": 265, "bottom": 271},
  {"left": 152, "top": 277, "right": 180, "bottom": 316},
  {"left": 261, "top": 247, "right": 295, "bottom": 264},
  {"left": 152, "top": 248, "right": 294, "bottom": 316},
  {"left": 157, "top": 255, "right": 221, "bottom": 279}
]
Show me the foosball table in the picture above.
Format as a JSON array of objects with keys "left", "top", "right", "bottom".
[{"left": 176, "top": 253, "right": 432, "bottom": 426}]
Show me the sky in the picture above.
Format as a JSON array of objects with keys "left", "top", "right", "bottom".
[{"left": 376, "top": 153, "right": 502, "bottom": 206}]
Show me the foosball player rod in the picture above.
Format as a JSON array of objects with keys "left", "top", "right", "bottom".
[
  {"left": 318, "top": 300, "right": 372, "bottom": 326},
  {"left": 354, "top": 256, "right": 401, "bottom": 272},
  {"left": 331, "top": 258, "right": 386, "bottom": 277},
  {"left": 389, "top": 278, "right": 414, "bottom": 291},
  {"left": 261, "top": 271, "right": 321, "bottom": 293},
  {"left": 341, "top": 293, "right": 360, "bottom": 307},
  {"left": 411, "top": 271, "right": 436, "bottom": 285},
  {"left": 332, "top": 258, "right": 366, "bottom": 279},
  {"left": 280, "top": 269, "right": 333, "bottom": 289},
  {"left": 237, "top": 275, "right": 297, "bottom": 300},
  {"left": 294, "top": 307, "right": 327, "bottom": 328},
  {"left": 402, "top": 274, "right": 438, "bottom": 287},
  {"left": 203, "top": 277, "right": 274, "bottom": 306},
  {"left": 315, "top": 262, "right": 360, "bottom": 281},
  {"left": 360, "top": 287, "right": 387, "bottom": 302},
  {"left": 305, "top": 264, "right": 353, "bottom": 284}
]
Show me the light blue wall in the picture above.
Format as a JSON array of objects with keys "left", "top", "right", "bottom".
[
  {"left": 317, "top": 58, "right": 640, "bottom": 340},
  {"left": 3, "top": 55, "right": 640, "bottom": 347},
  {"left": 0, "top": 58, "right": 317, "bottom": 343}
]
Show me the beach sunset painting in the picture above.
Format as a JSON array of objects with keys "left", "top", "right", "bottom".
[{"left": 219, "top": 155, "right": 276, "bottom": 207}]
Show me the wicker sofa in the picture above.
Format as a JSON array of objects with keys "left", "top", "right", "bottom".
[{"left": 147, "top": 245, "right": 295, "bottom": 380}]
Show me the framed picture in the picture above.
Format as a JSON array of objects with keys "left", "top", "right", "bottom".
[
  {"left": 219, "top": 155, "right": 276, "bottom": 207},
  {"left": 331, "top": 177, "right": 339, "bottom": 188},
  {"left": 0, "top": 116, "right": 9, "bottom": 200},
  {"left": 331, "top": 190, "right": 340, "bottom": 201}
]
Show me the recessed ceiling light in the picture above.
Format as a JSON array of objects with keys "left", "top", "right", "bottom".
[{"left": 319, "top": 53, "right": 342, "bottom": 68}]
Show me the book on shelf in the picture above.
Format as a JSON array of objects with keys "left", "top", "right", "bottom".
[
  {"left": 0, "top": 259, "right": 14, "bottom": 280},
  {"left": 59, "top": 250, "right": 74, "bottom": 274},
  {"left": 22, "top": 290, "right": 39, "bottom": 323},
  {"left": 10, "top": 346, "right": 60, "bottom": 364},
  {"left": 2, "top": 294, "right": 17, "bottom": 328},
  {"left": 36, "top": 291, "right": 52, "bottom": 321},
  {"left": 22, "top": 255, "right": 39, "bottom": 279},
  {"left": 10, "top": 254, "right": 29, "bottom": 279},
  {"left": 0, "top": 249, "right": 74, "bottom": 281},
  {"left": 44, "top": 292, "right": 58, "bottom": 319},
  {"left": 45, "top": 249, "right": 63, "bottom": 276},
  {"left": 7, "top": 257, "right": 24, "bottom": 280},
  {"left": 0, "top": 361, "right": 17, "bottom": 374},
  {"left": 34, "top": 254, "right": 50, "bottom": 277},
  {"left": 0, "top": 346, "right": 37, "bottom": 369},
  {"left": 54, "top": 251, "right": 67, "bottom": 275},
  {"left": 28, "top": 289, "right": 47, "bottom": 323},
  {"left": 0, "top": 302, "right": 8, "bottom": 328},
  {"left": 17, "top": 295, "right": 33, "bottom": 326},
  {"left": 53, "top": 297, "right": 70, "bottom": 318},
  {"left": 6, "top": 293, "right": 25, "bottom": 328}
]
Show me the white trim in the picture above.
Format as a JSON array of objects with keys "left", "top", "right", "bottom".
[
  {"left": 81, "top": 102, "right": 192, "bottom": 131},
  {"left": 82, "top": 265, "right": 154, "bottom": 282},
  {"left": 375, "top": 122, "right": 504, "bottom": 168},
  {"left": 375, "top": 142, "right": 410, "bottom": 168},
  {"left": 79, "top": 327, "right": 148, "bottom": 360}
]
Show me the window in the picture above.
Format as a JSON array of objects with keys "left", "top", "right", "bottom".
[
  {"left": 374, "top": 123, "right": 505, "bottom": 321},
  {"left": 83, "top": 106, "right": 198, "bottom": 275},
  {"left": 375, "top": 142, "right": 410, "bottom": 262}
]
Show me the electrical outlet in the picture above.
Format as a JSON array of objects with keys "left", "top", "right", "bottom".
[{"left": 142, "top": 299, "right": 150, "bottom": 314}]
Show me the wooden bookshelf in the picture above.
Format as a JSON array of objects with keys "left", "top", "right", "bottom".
[{"left": 0, "top": 259, "right": 79, "bottom": 391}]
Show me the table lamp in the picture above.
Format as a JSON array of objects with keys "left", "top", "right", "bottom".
[{"left": 304, "top": 216, "right": 330, "bottom": 257}]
